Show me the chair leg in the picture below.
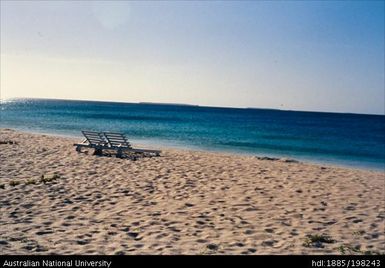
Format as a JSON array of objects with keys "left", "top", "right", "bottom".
[
  {"left": 117, "top": 149, "right": 122, "bottom": 158},
  {"left": 94, "top": 148, "right": 103, "bottom": 155},
  {"left": 76, "top": 146, "right": 81, "bottom": 152}
]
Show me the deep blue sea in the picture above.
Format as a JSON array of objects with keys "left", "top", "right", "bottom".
[{"left": 1, "top": 98, "right": 384, "bottom": 170}]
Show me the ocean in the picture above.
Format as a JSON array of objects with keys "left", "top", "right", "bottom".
[{"left": 1, "top": 98, "right": 384, "bottom": 170}]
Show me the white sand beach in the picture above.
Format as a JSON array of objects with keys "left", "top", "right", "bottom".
[{"left": 0, "top": 129, "right": 384, "bottom": 255}]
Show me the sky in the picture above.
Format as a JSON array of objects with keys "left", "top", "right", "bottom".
[{"left": 0, "top": 1, "right": 384, "bottom": 114}]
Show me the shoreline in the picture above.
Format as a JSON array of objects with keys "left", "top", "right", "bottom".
[
  {"left": 1, "top": 128, "right": 384, "bottom": 254},
  {"left": 1, "top": 127, "right": 383, "bottom": 172}
]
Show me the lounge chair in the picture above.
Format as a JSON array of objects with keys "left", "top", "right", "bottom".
[
  {"left": 74, "top": 131, "right": 161, "bottom": 157},
  {"left": 103, "top": 132, "right": 161, "bottom": 157},
  {"left": 74, "top": 131, "right": 107, "bottom": 155}
]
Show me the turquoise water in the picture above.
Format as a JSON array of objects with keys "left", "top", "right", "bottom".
[{"left": 1, "top": 98, "right": 384, "bottom": 170}]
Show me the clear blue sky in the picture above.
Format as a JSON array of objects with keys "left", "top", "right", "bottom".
[{"left": 1, "top": 1, "right": 384, "bottom": 114}]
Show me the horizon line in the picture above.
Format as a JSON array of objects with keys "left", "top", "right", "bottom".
[{"left": 2, "top": 96, "right": 384, "bottom": 116}]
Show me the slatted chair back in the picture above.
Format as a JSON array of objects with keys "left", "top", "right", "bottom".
[
  {"left": 103, "top": 132, "right": 132, "bottom": 148},
  {"left": 81, "top": 131, "right": 107, "bottom": 146}
]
